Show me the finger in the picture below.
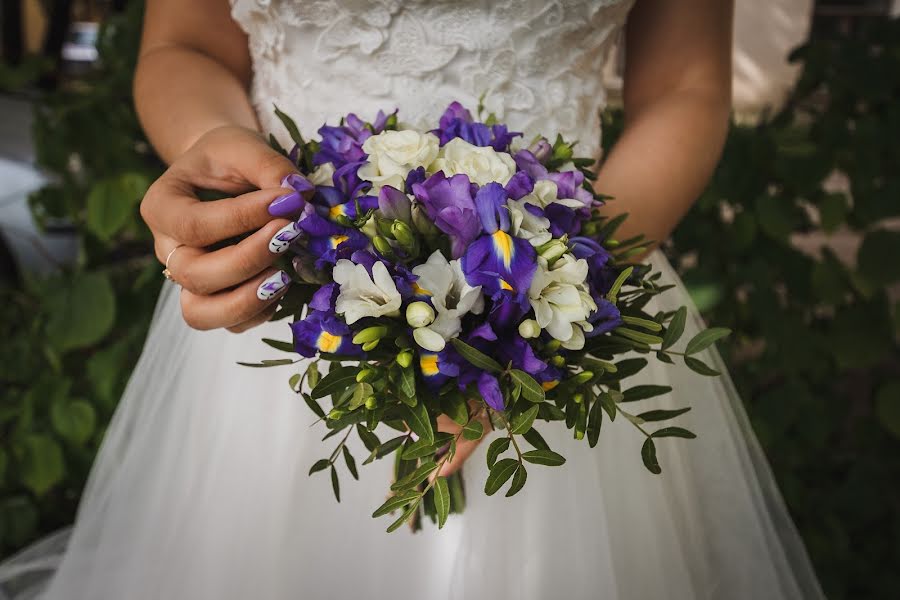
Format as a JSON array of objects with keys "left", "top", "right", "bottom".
[
  {"left": 180, "top": 268, "right": 292, "bottom": 331},
  {"left": 226, "top": 303, "right": 279, "bottom": 334},
  {"left": 165, "top": 219, "right": 300, "bottom": 295},
  {"left": 143, "top": 180, "right": 301, "bottom": 248},
  {"left": 190, "top": 127, "right": 302, "bottom": 190}
]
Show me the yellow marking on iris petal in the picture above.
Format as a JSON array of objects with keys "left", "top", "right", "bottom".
[
  {"left": 329, "top": 204, "right": 347, "bottom": 219},
  {"left": 317, "top": 331, "right": 341, "bottom": 353},
  {"left": 330, "top": 235, "right": 349, "bottom": 249},
  {"left": 541, "top": 380, "right": 559, "bottom": 391},
  {"left": 412, "top": 282, "right": 432, "bottom": 297},
  {"left": 420, "top": 354, "right": 439, "bottom": 377},
  {"left": 499, "top": 278, "right": 514, "bottom": 292},
  {"left": 492, "top": 230, "right": 514, "bottom": 269}
]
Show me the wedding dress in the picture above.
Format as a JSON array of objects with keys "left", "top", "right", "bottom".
[{"left": 0, "top": 1, "right": 825, "bottom": 598}]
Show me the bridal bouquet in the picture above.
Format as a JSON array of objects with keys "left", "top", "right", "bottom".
[{"left": 251, "top": 102, "right": 729, "bottom": 532}]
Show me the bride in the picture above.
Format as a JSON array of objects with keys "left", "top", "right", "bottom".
[{"left": 0, "top": 0, "right": 825, "bottom": 598}]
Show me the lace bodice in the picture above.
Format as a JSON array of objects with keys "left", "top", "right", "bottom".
[{"left": 231, "top": 0, "right": 634, "bottom": 157}]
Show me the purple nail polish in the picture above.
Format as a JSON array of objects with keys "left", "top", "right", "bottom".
[
  {"left": 281, "top": 173, "right": 314, "bottom": 193},
  {"left": 268, "top": 191, "right": 303, "bottom": 217},
  {"left": 256, "top": 270, "right": 292, "bottom": 301}
]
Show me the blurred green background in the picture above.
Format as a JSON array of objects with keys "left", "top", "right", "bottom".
[{"left": 1, "top": 1, "right": 898, "bottom": 598}]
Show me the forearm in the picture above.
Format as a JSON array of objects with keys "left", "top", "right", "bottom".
[
  {"left": 134, "top": 46, "right": 258, "bottom": 164},
  {"left": 594, "top": 88, "right": 730, "bottom": 246}
]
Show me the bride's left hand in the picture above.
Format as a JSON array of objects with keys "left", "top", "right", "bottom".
[{"left": 432, "top": 407, "right": 493, "bottom": 479}]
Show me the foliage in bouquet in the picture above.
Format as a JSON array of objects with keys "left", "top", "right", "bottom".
[{"left": 251, "top": 102, "right": 729, "bottom": 532}]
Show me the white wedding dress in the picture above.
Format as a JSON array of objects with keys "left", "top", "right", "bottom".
[{"left": 0, "top": 1, "right": 825, "bottom": 598}]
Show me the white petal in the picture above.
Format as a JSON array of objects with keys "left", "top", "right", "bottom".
[{"left": 414, "top": 327, "right": 446, "bottom": 352}]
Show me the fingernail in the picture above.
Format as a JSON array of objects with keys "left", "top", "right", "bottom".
[
  {"left": 257, "top": 270, "right": 292, "bottom": 300},
  {"left": 282, "top": 173, "right": 314, "bottom": 193},
  {"left": 268, "top": 191, "right": 304, "bottom": 217},
  {"left": 268, "top": 221, "right": 302, "bottom": 254}
]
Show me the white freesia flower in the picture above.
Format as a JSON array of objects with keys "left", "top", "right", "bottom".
[
  {"left": 406, "top": 301, "right": 435, "bottom": 328},
  {"left": 307, "top": 162, "right": 336, "bottom": 186},
  {"left": 430, "top": 137, "right": 517, "bottom": 186},
  {"left": 333, "top": 260, "right": 402, "bottom": 325},
  {"left": 520, "top": 179, "right": 584, "bottom": 209},
  {"left": 508, "top": 198, "right": 552, "bottom": 247},
  {"left": 411, "top": 251, "right": 484, "bottom": 349},
  {"left": 528, "top": 254, "right": 597, "bottom": 350},
  {"left": 359, "top": 130, "right": 440, "bottom": 191}
]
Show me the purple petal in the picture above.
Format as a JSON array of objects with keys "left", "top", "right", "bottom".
[{"left": 477, "top": 372, "right": 505, "bottom": 411}]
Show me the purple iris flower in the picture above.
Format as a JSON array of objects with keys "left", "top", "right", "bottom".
[
  {"left": 586, "top": 298, "right": 623, "bottom": 337},
  {"left": 312, "top": 110, "right": 394, "bottom": 168},
  {"left": 419, "top": 349, "right": 461, "bottom": 388},
  {"left": 432, "top": 102, "right": 521, "bottom": 151},
  {"left": 309, "top": 282, "right": 339, "bottom": 312},
  {"left": 548, "top": 170, "right": 595, "bottom": 209},
  {"left": 514, "top": 149, "right": 549, "bottom": 180},
  {"left": 570, "top": 236, "right": 618, "bottom": 297},
  {"left": 299, "top": 213, "right": 369, "bottom": 269},
  {"left": 412, "top": 172, "right": 481, "bottom": 259},
  {"left": 462, "top": 183, "right": 537, "bottom": 296},
  {"left": 487, "top": 289, "right": 531, "bottom": 331},
  {"left": 496, "top": 334, "right": 548, "bottom": 375},
  {"left": 505, "top": 171, "right": 535, "bottom": 200},
  {"left": 377, "top": 185, "right": 411, "bottom": 222},
  {"left": 348, "top": 250, "right": 417, "bottom": 300},
  {"left": 292, "top": 311, "right": 364, "bottom": 358},
  {"left": 533, "top": 364, "right": 563, "bottom": 392},
  {"left": 477, "top": 372, "right": 505, "bottom": 411},
  {"left": 544, "top": 203, "right": 582, "bottom": 238},
  {"left": 405, "top": 166, "right": 427, "bottom": 190}
]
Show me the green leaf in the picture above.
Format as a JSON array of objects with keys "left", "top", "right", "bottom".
[
  {"left": 684, "top": 328, "right": 732, "bottom": 355},
  {"left": 484, "top": 458, "right": 519, "bottom": 496},
  {"left": 85, "top": 172, "right": 149, "bottom": 241},
  {"left": 386, "top": 499, "right": 421, "bottom": 533},
  {"left": 403, "top": 401, "right": 434, "bottom": 444},
  {"left": 636, "top": 407, "right": 691, "bottom": 422},
  {"left": 311, "top": 366, "right": 359, "bottom": 399},
  {"left": 684, "top": 356, "right": 721, "bottom": 376},
  {"left": 434, "top": 477, "right": 451, "bottom": 529},
  {"left": 330, "top": 465, "right": 341, "bottom": 502},
  {"left": 372, "top": 490, "right": 421, "bottom": 518},
  {"left": 374, "top": 435, "right": 407, "bottom": 459},
  {"left": 605, "top": 266, "right": 633, "bottom": 302},
  {"left": 21, "top": 435, "right": 64, "bottom": 496},
  {"left": 401, "top": 433, "right": 453, "bottom": 460},
  {"left": 522, "top": 449, "right": 566, "bottom": 466},
  {"left": 661, "top": 307, "right": 687, "bottom": 350},
  {"left": 621, "top": 315, "right": 663, "bottom": 332},
  {"left": 45, "top": 272, "right": 116, "bottom": 352},
  {"left": 357, "top": 424, "right": 380, "bottom": 452},
  {"left": 652, "top": 427, "right": 697, "bottom": 439},
  {"left": 874, "top": 382, "right": 900, "bottom": 439},
  {"left": 449, "top": 338, "right": 503, "bottom": 373},
  {"left": 307, "top": 362, "right": 321, "bottom": 388},
  {"left": 348, "top": 382, "right": 374, "bottom": 410},
  {"left": 622, "top": 385, "right": 672, "bottom": 402},
  {"left": 50, "top": 399, "right": 96, "bottom": 445},
  {"left": 509, "top": 369, "right": 545, "bottom": 403},
  {"left": 440, "top": 393, "right": 469, "bottom": 426},
  {"left": 599, "top": 392, "right": 617, "bottom": 421},
  {"left": 262, "top": 338, "right": 295, "bottom": 353},
  {"left": 391, "top": 461, "right": 438, "bottom": 491},
  {"left": 399, "top": 365, "right": 416, "bottom": 399},
  {"left": 302, "top": 394, "right": 326, "bottom": 419},
  {"left": 308, "top": 458, "right": 330, "bottom": 475},
  {"left": 641, "top": 437, "right": 661, "bottom": 474},
  {"left": 587, "top": 399, "right": 603, "bottom": 447},
  {"left": 273, "top": 104, "right": 305, "bottom": 147},
  {"left": 509, "top": 405, "right": 540, "bottom": 435},
  {"left": 857, "top": 229, "right": 900, "bottom": 286},
  {"left": 505, "top": 464, "right": 528, "bottom": 497},
  {"left": 522, "top": 428, "right": 550, "bottom": 451},
  {"left": 608, "top": 358, "right": 648, "bottom": 380},
  {"left": 237, "top": 358, "right": 296, "bottom": 368},
  {"left": 342, "top": 446, "right": 359, "bottom": 480},
  {"left": 486, "top": 437, "right": 511, "bottom": 469},
  {"left": 462, "top": 420, "right": 484, "bottom": 441},
  {"left": 288, "top": 373, "right": 302, "bottom": 392},
  {"left": 615, "top": 328, "right": 664, "bottom": 346}
]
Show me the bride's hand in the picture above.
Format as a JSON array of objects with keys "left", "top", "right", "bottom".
[
  {"left": 141, "top": 125, "right": 312, "bottom": 332},
  {"left": 432, "top": 407, "right": 493, "bottom": 479}
]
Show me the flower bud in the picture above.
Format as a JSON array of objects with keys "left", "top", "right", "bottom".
[
  {"left": 518, "top": 319, "right": 541, "bottom": 339},
  {"left": 580, "top": 221, "right": 598, "bottom": 236},
  {"left": 352, "top": 325, "right": 388, "bottom": 345},
  {"left": 406, "top": 301, "right": 435, "bottom": 328},
  {"left": 391, "top": 221, "right": 416, "bottom": 248},
  {"left": 538, "top": 239, "right": 568, "bottom": 263},
  {"left": 334, "top": 215, "right": 354, "bottom": 228},
  {"left": 356, "top": 369, "right": 377, "bottom": 383},
  {"left": 550, "top": 355, "right": 566, "bottom": 368},
  {"left": 411, "top": 203, "right": 440, "bottom": 238},
  {"left": 365, "top": 396, "right": 378, "bottom": 410},
  {"left": 528, "top": 137, "right": 552, "bottom": 163},
  {"left": 573, "top": 392, "right": 584, "bottom": 404},
  {"left": 372, "top": 235, "right": 395, "bottom": 257},
  {"left": 396, "top": 349, "right": 413, "bottom": 368},
  {"left": 375, "top": 217, "right": 395, "bottom": 239},
  {"left": 574, "top": 371, "right": 594, "bottom": 384},
  {"left": 362, "top": 339, "right": 380, "bottom": 352},
  {"left": 413, "top": 327, "right": 446, "bottom": 352},
  {"left": 328, "top": 408, "right": 345, "bottom": 420},
  {"left": 543, "top": 339, "right": 561, "bottom": 354}
]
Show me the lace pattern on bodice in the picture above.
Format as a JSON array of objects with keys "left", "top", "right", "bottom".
[{"left": 231, "top": 0, "right": 634, "bottom": 157}]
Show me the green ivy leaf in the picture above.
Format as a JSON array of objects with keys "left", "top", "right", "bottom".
[
  {"left": 509, "top": 369, "right": 545, "bottom": 403},
  {"left": 50, "top": 399, "right": 96, "bottom": 445},
  {"left": 684, "top": 328, "right": 732, "bottom": 355},
  {"left": 484, "top": 458, "right": 519, "bottom": 496},
  {"left": 44, "top": 272, "right": 116, "bottom": 352},
  {"left": 641, "top": 438, "right": 661, "bottom": 474},
  {"left": 449, "top": 338, "right": 503, "bottom": 373},
  {"left": 522, "top": 449, "right": 566, "bottom": 466},
  {"left": 434, "top": 477, "right": 450, "bottom": 529},
  {"left": 21, "top": 435, "right": 64, "bottom": 496},
  {"left": 85, "top": 172, "right": 149, "bottom": 241}
]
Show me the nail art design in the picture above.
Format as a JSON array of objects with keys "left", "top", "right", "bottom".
[
  {"left": 268, "top": 221, "right": 302, "bottom": 254},
  {"left": 268, "top": 191, "right": 304, "bottom": 217},
  {"left": 281, "top": 173, "right": 314, "bottom": 193},
  {"left": 256, "top": 270, "right": 292, "bottom": 301}
]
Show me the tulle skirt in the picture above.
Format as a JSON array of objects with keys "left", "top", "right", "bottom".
[{"left": 0, "top": 252, "right": 824, "bottom": 599}]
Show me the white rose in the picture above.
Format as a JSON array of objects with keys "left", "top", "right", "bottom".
[
  {"left": 307, "top": 162, "right": 336, "bottom": 186},
  {"left": 358, "top": 130, "right": 440, "bottom": 191},
  {"left": 430, "top": 138, "right": 517, "bottom": 186}
]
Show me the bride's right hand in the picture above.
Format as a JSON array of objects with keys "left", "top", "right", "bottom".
[{"left": 140, "top": 125, "right": 312, "bottom": 333}]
